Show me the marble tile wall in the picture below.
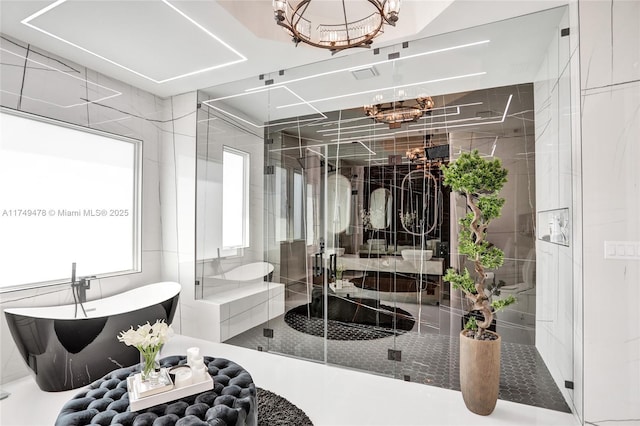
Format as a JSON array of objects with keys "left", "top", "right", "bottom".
[
  {"left": 579, "top": 1, "right": 640, "bottom": 421},
  {"left": 160, "top": 92, "right": 197, "bottom": 337},
  {"left": 0, "top": 34, "right": 175, "bottom": 384}
]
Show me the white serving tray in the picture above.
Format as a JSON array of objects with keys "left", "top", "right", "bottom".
[{"left": 127, "top": 371, "right": 214, "bottom": 411}]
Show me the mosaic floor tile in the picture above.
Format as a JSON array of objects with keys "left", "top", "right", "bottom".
[{"left": 224, "top": 288, "right": 571, "bottom": 413}]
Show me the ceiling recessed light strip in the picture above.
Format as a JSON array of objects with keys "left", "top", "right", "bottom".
[
  {"left": 203, "top": 103, "right": 324, "bottom": 129},
  {"left": 244, "top": 40, "right": 490, "bottom": 92},
  {"left": 326, "top": 153, "right": 377, "bottom": 160},
  {"left": 307, "top": 116, "right": 372, "bottom": 127},
  {"left": 309, "top": 101, "right": 485, "bottom": 132},
  {"left": 333, "top": 94, "right": 514, "bottom": 143},
  {"left": 330, "top": 132, "right": 396, "bottom": 143},
  {"left": 358, "top": 140, "right": 376, "bottom": 155},
  {"left": 490, "top": 136, "right": 498, "bottom": 157},
  {"left": 21, "top": 0, "right": 246, "bottom": 84},
  {"left": 268, "top": 139, "right": 376, "bottom": 153},
  {"left": 202, "top": 85, "right": 327, "bottom": 128},
  {"left": 315, "top": 108, "right": 462, "bottom": 134},
  {"left": 316, "top": 122, "right": 387, "bottom": 133},
  {"left": 276, "top": 72, "right": 487, "bottom": 109}
]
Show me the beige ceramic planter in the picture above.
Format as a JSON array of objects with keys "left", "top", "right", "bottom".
[{"left": 459, "top": 329, "right": 501, "bottom": 415}]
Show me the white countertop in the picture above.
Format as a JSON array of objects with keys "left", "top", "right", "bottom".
[{"left": 338, "top": 255, "right": 444, "bottom": 275}]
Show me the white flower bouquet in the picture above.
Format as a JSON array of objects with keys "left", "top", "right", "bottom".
[
  {"left": 118, "top": 320, "right": 173, "bottom": 381},
  {"left": 360, "top": 209, "right": 372, "bottom": 230},
  {"left": 400, "top": 211, "right": 417, "bottom": 229}
]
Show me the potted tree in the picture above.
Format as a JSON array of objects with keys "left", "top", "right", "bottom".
[{"left": 441, "top": 150, "right": 515, "bottom": 416}]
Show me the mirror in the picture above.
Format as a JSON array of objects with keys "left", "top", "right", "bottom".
[
  {"left": 327, "top": 173, "right": 351, "bottom": 234},
  {"left": 369, "top": 187, "right": 392, "bottom": 229},
  {"left": 400, "top": 171, "right": 440, "bottom": 236}
]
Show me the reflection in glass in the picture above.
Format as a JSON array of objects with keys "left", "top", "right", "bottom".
[
  {"left": 327, "top": 173, "right": 351, "bottom": 234},
  {"left": 400, "top": 170, "right": 440, "bottom": 236},
  {"left": 194, "top": 5, "right": 574, "bottom": 413},
  {"left": 369, "top": 187, "right": 392, "bottom": 229},
  {"left": 222, "top": 147, "right": 249, "bottom": 249},
  {"left": 275, "top": 166, "right": 288, "bottom": 242},
  {"left": 293, "top": 172, "right": 304, "bottom": 240}
]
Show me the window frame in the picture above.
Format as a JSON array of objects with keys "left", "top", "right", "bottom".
[
  {"left": 222, "top": 145, "right": 250, "bottom": 250},
  {"left": 0, "top": 107, "right": 142, "bottom": 292}
]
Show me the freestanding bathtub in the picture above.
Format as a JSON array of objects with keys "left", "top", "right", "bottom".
[{"left": 4, "top": 281, "right": 180, "bottom": 392}]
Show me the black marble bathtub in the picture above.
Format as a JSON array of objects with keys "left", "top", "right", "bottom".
[{"left": 4, "top": 282, "right": 180, "bottom": 392}]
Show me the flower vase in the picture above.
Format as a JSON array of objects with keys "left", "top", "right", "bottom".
[{"left": 140, "top": 346, "right": 161, "bottom": 385}]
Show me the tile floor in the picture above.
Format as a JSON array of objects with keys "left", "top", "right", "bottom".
[
  {"left": 0, "top": 335, "right": 579, "bottom": 426},
  {"left": 226, "top": 284, "right": 570, "bottom": 413}
]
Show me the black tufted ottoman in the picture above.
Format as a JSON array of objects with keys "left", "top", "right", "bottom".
[{"left": 55, "top": 355, "right": 257, "bottom": 426}]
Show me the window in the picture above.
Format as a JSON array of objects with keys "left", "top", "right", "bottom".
[
  {"left": 306, "top": 183, "right": 315, "bottom": 246},
  {"left": 275, "top": 166, "right": 288, "bottom": 242},
  {"left": 274, "top": 167, "right": 311, "bottom": 243},
  {"left": 0, "top": 108, "right": 141, "bottom": 291},
  {"left": 293, "top": 171, "right": 304, "bottom": 240},
  {"left": 222, "top": 146, "right": 249, "bottom": 250}
]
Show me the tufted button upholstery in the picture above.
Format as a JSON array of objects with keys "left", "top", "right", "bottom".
[{"left": 55, "top": 356, "right": 257, "bottom": 426}]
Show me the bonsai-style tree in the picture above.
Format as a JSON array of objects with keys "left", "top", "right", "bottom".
[{"left": 441, "top": 150, "right": 515, "bottom": 339}]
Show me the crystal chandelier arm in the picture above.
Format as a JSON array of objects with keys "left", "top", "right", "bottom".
[
  {"left": 340, "top": 0, "right": 351, "bottom": 43},
  {"left": 291, "top": 0, "right": 312, "bottom": 38},
  {"left": 274, "top": 0, "right": 400, "bottom": 53}
]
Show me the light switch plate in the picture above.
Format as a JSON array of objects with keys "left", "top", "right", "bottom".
[{"left": 604, "top": 241, "right": 640, "bottom": 259}]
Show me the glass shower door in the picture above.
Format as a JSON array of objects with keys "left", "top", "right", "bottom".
[{"left": 261, "top": 136, "right": 326, "bottom": 363}]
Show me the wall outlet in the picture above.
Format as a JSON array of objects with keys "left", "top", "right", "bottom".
[{"left": 604, "top": 241, "right": 640, "bottom": 260}]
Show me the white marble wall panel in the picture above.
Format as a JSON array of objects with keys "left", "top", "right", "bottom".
[
  {"left": 158, "top": 92, "right": 197, "bottom": 337},
  {"left": 580, "top": 0, "right": 640, "bottom": 90},
  {"left": 0, "top": 34, "right": 169, "bottom": 384},
  {"left": 142, "top": 158, "right": 162, "bottom": 253},
  {"left": 558, "top": 72, "right": 573, "bottom": 206},
  {"left": 535, "top": 79, "right": 560, "bottom": 208},
  {"left": 175, "top": 95, "right": 197, "bottom": 324},
  {"left": 581, "top": 80, "right": 640, "bottom": 422},
  {"left": 159, "top": 147, "right": 179, "bottom": 256},
  {"left": 0, "top": 37, "right": 30, "bottom": 109}
]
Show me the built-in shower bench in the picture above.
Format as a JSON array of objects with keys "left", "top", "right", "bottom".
[{"left": 200, "top": 281, "right": 285, "bottom": 342}]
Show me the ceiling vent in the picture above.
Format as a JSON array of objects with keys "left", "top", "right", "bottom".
[{"left": 351, "top": 66, "right": 379, "bottom": 80}]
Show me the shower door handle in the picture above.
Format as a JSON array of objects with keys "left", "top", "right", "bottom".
[
  {"left": 329, "top": 253, "right": 337, "bottom": 279},
  {"left": 313, "top": 253, "right": 323, "bottom": 277}
]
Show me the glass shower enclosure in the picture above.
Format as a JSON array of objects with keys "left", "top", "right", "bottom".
[{"left": 194, "top": 5, "right": 576, "bottom": 413}]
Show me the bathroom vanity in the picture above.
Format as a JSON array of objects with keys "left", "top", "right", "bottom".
[{"left": 338, "top": 255, "right": 445, "bottom": 304}]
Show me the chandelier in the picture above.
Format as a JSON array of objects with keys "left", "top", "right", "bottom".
[
  {"left": 272, "top": 0, "right": 401, "bottom": 53},
  {"left": 364, "top": 96, "right": 434, "bottom": 129},
  {"left": 406, "top": 147, "right": 444, "bottom": 169},
  {"left": 406, "top": 135, "right": 449, "bottom": 169}
]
